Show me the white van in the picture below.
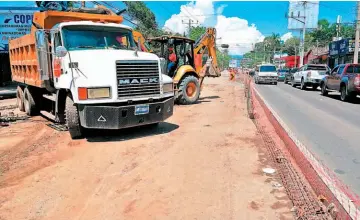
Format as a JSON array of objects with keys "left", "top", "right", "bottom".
[{"left": 254, "top": 64, "right": 278, "bottom": 85}]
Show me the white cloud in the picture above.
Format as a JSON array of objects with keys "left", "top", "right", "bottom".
[
  {"left": 163, "top": 0, "right": 264, "bottom": 55},
  {"left": 281, "top": 32, "right": 293, "bottom": 42}
]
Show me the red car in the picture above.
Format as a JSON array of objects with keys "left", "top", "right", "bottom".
[{"left": 320, "top": 64, "right": 360, "bottom": 101}]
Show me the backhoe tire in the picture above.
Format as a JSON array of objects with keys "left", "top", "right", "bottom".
[
  {"left": 65, "top": 96, "right": 83, "bottom": 139},
  {"left": 177, "top": 75, "right": 200, "bottom": 105},
  {"left": 16, "top": 86, "right": 25, "bottom": 112},
  {"left": 24, "top": 87, "right": 40, "bottom": 116}
]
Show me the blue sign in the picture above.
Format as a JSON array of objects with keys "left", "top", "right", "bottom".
[
  {"left": 338, "top": 38, "right": 349, "bottom": 56},
  {"left": 0, "top": 13, "right": 33, "bottom": 53}
]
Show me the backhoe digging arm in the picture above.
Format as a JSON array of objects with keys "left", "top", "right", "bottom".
[{"left": 193, "top": 28, "right": 221, "bottom": 81}]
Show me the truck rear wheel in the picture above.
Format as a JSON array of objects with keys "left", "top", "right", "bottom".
[
  {"left": 24, "top": 87, "right": 40, "bottom": 116},
  {"left": 65, "top": 96, "right": 83, "bottom": 139},
  {"left": 16, "top": 86, "right": 25, "bottom": 112},
  {"left": 177, "top": 75, "right": 200, "bottom": 105}
]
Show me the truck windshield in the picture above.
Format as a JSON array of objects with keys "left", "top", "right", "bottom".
[
  {"left": 62, "top": 25, "right": 136, "bottom": 51},
  {"left": 260, "top": 66, "right": 276, "bottom": 72},
  {"left": 307, "top": 65, "right": 328, "bottom": 71}
]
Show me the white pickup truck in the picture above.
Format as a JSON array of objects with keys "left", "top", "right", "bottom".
[
  {"left": 291, "top": 64, "right": 330, "bottom": 90},
  {"left": 254, "top": 64, "right": 278, "bottom": 85}
]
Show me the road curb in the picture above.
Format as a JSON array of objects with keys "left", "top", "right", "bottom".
[{"left": 251, "top": 81, "right": 360, "bottom": 220}]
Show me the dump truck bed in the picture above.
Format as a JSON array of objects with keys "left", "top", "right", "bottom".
[{"left": 9, "top": 11, "right": 123, "bottom": 88}]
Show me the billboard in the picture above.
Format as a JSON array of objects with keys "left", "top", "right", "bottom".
[
  {"left": 287, "top": 1, "right": 319, "bottom": 30},
  {"left": 229, "top": 60, "right": 238, "bottom": 68},
  {"left": 0, "top": 13, "right": 33, "bottom": 53}
]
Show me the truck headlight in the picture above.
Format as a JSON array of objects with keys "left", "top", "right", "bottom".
[
  {"left": 163, "top": 83, "right": 173, "bottom": 93},
  {"left": 87, "top": 87, "right": 110, "bottom": 99}
]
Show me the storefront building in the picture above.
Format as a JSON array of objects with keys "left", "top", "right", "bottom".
[
  {"left": 328, "top": 38, "right": 360, "bottom": 69},
  {"left": 305, "top": 46, "right": 328, "bottom": 65}
]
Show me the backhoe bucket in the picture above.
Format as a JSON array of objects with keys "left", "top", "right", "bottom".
[{"left": 199, "top": 58, "right": 221, "bottom": 78}]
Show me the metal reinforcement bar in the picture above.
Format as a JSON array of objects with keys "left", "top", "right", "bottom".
[{"left": 247, "top": 76, "right": 360, "bottom": 220}]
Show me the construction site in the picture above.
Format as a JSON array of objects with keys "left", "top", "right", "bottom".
[{"left": 1, "top": 1, "right": 360, "bottom": 220}]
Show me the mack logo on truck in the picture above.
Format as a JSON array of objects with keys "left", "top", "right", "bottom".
[{"left": 119, "top": 78, "right": 158, "bottom": 85}]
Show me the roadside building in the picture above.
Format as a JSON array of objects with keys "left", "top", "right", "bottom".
[
  {"left": 279, "top": 55, "right": 300, "bottom": 68},
  {"left": 328, "top": 38, "right": 360, "bottom": 69},
  {"left": 304, "top": 46, "right": 328, "bottom": 65}
]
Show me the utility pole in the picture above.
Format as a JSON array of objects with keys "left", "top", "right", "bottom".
[
  {"left": 286, "top": 1, "right": 307, "bottom": 66},
  {"left": 336, "top": 15, "right": 342, "bottom": 39},
  {"left": 263, "top": 43, "right": 266, "bottom": 63},
  {"left": 300, "top": 1, "right": 306, "bottom": 66},
  {"left": 182, "top": 19, "right": 198, "bottom": 37},
  {"left": 354, "top": 2, "right": 360, "bottom": 64}
]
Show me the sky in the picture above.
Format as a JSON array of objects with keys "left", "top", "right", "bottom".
[{"left": 0, "top": 1, "right": 357, "bottom": 55}]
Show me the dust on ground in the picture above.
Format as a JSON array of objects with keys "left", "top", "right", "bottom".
[{"left": 0, "top": 76, "right": 293, "bottom": 220}]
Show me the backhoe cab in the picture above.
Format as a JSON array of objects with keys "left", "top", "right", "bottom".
[{"left": 148, "top": 35, "right": 217, "bottom": 105}]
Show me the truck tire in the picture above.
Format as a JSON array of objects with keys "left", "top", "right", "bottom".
[
  {"left": 291, "top": 78, "right": 296, "bottom": 87},
  {"left": 16, "top": 86, "right": 25, "bottom": 112},
  {"left": 24, "top": 87, "right": 40, "bottom": 116},
  {"left": 65, "top": 96, "right": 83, "bottom": 139},
  {"left": 177, "top": 75, "right": 200, "bottom": 105},
  {"left": 300, "top": 78, "right": 306, "bottom": 90},
  {"left": 321, "top": 83, "right": 328, "bottom": 96}
]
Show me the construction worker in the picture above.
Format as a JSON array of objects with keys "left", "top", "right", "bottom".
[
  {"left": 229, "top": 68, "right": 235, "bottom": 81},
  {"left": 167, "top": 46, "right": 177, "bottom": 76}
]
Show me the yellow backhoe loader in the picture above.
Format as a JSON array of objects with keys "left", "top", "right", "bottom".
[{"left": 147, "top": 28, "right": 223, "bottom": 104}]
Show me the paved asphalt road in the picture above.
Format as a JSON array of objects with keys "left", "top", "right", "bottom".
[{"left": 255, "top": 81, "right": 360, "bottom": 196}]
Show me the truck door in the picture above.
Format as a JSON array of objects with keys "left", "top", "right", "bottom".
[
  {"left": 35, "top": 30, "right": 51, "bottom": 81},
  {"left": 294, "top": 66, "right": 303, "bottom": 82},
  {"left": 327, "top": 66, "right": 339, "bottom": 90},
  {"left": 334, "top": 65, "right": 345, "bottom": 91}
]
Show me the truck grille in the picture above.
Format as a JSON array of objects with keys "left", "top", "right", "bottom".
[{"left": 116, "top": 60, "right": 160, "bottom": 98}]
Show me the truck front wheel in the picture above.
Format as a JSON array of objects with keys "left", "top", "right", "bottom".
[
  {"left": 24, "top": 87, "right": 40, "bottom": 116},
  {"left": 65, "top": 96, "right": 83, "bottom": 139},
  {"left": 177, "top": 75, "right": 200, "bottom": 105}
]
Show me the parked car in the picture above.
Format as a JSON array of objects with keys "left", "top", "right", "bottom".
[
  {"left": 284, "top": 68, "right": 298, "bottom": 84},
  {"left": 320, "top": 64, "right": 360, "bottom": 101},
  {"left": 291, "top": 64, "right": 330, "bottom": 90},
  {"left": 277, "top": 69, "right": 288, "bottom": 81},
  {"left": 254, "top": 64, "right": 278, "bottom": 85}
]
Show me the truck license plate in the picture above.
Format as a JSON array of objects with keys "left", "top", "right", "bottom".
[{"left": 135, "top": 104, "right": 149, "bottom": 115}]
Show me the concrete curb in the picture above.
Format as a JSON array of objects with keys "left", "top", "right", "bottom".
[{"left": 251, "top": 81, "right": 360, "bottom": 220}]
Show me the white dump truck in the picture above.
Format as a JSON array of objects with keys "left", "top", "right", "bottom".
[{"left": 9, "top": 11, "right": 174, "bottom": 139}]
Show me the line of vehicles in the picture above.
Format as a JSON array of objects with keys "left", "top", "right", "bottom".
[
  {"left": 253, "top": 62, "right": 360, "bottom": 103},
  {"left": 7, "top": 5, "right": 221, "bottom": 139}
]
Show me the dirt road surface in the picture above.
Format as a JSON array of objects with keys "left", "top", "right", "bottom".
[{"left": 0, "top": 77, "right": 293, "bottom": 220}]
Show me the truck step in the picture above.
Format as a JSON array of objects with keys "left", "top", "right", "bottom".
[
  {"left": 43, "top": 94, "right": 56, "bottom": 102},
  {"left": 40, "top": 110, "right": 56, "bottom": 121}
]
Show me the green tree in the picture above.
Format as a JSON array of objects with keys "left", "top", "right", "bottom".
[
  {"left": 123, "top": 1, "right": 162, "bottom": 38},
  {"left": 284, "top": 36, "right": 300, "bottom": 56},
  {"left": 189, "top": 26, "right": 206, "bottom": 41}
]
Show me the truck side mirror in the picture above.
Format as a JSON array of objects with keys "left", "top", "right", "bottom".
[{"left": 55, "top": 46, "right": 68, "bottom": 57}]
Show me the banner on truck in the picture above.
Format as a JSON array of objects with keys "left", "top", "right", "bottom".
[{"left": 0, "top": 13, "right": 33, "bottom": 53}]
